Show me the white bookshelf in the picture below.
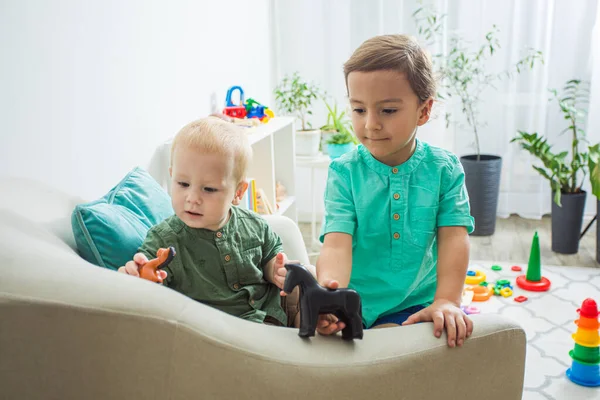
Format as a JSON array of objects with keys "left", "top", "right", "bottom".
[
  {"left": 241, "top": 117, "right": 297, "bottom": 221},
  {"left": 147, "top": 117, "right": 297, "bottom": 222}
]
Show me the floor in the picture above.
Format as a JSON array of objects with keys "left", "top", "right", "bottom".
[
  {"left": 299, "top": 215, "right": 600, "bottom": 268},
  {"left": 470, "top": 261, "right": 600, "bottom": 399}
]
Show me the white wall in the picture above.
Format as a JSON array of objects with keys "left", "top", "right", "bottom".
[{"left": 0, "top": 0, "right": 273, "bottom": 200}]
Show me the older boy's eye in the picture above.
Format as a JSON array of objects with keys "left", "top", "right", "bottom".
[
  {"left": 352, "top": 108, "right": 365, "bottom": 114},
  {"left": 178, "top": 182, "right": 190, "bottom": 188},
  {"left": 382, "top": 109, "right": 397, "bottom": 114},
  {"left": 204, "top": 187, "right": 217, "bottom": 193}
]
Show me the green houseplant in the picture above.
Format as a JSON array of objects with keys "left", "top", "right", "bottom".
[
  {"left": 274, "top": 72, "right": 322, "bottom": 156},
  {"left": 320, "top": 99, "right": 356, "bottom": 158},
  {"left": 511, "top": 79, "right": 599, "bottom": 254},
  {"left": 326, "top": 132, "right": 356, "bottom": 160},
  {"left": 413, "top": 4, "right": 543, "bottom": 236}
]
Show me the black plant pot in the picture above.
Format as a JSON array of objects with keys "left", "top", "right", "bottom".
[
  {"left": 551, "top": 191, "right": 586, "bottom": 254},
  {"left": 460, "top": 155, "right": 502, "bottom": 236}
]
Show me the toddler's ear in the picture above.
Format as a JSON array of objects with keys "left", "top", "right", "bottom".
[{"left": 232, "top": 180, "right": 249, "bottom": 205}]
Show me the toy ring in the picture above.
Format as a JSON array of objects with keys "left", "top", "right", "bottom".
[
  {"left": 465, "top": 285, "right": 493, "bottom": 302},
  {"left": 465, "top": 270, "right": 486, "bottom": 285}
]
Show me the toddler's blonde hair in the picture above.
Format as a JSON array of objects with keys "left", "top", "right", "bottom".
[
  {"left": 343, "top": 34, "right": 436, "bottom": 104},
  {"left": 170, "top": 117, "right": 252, "bottom": 183}
]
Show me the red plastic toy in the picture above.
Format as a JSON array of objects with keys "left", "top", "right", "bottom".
[
  {"left": 514, "top": 296, "right": 528, "bottom": 303},
  {"left": 139, "top": 247, "right": 176, "bottom": 283},
  {"left": 578, "top": 298, "right": 600, "bottom": 319},
  {"left": 223, "top": 86, "right": 248, "bottom": 119}
]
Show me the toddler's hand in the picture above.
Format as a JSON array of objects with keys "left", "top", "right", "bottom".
[
  {"left": 315, "top": 280, "right": 346, "bottom": 335},
  {"left": 402, "top": 299, "right": 473, "bottom": 347},
  {"left": 272, "top": 252, "right": 288, "bottom": 292},
  {"left": 117, "top": 253, "right": 168, "bottom": 281}
]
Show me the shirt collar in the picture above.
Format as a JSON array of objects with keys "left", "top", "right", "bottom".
[
  {"left": 358, "top": 138, "right": 425, "bottom": 176},
  {"left": 173, "top": 207, "right": 237, "bottom": 240}
]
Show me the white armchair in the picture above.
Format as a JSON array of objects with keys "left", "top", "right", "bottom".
[{"left": 0, "top": 178, "right": 527, "bottom": 400}]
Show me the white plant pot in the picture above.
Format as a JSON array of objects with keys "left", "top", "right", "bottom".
[{"left": 295, "top": 129, "right": 321, "bottom": 156}]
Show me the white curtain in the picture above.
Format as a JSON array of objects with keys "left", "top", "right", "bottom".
[{"left": 272, "top": 0, "right": 600, "bottom": 219}]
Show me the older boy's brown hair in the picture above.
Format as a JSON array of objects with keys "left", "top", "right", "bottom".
[{"left": 343, "top": 34, "right": 436, "bottom": 104}]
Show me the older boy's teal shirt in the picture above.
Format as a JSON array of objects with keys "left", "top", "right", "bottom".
[{"left": 320, "top": 140, "right": 474, "bottom": 327}]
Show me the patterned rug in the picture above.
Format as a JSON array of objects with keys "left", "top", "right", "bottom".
[{"left": 467, "top": 261, "right": 600, "bottom": 400}]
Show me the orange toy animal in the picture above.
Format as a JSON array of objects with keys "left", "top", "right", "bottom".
[{"left": 139, "top": 247, "right": 176, "bottom": 283}]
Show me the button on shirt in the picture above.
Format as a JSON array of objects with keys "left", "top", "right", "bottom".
[
  {"left": 320, "top": 140, "right": 475, "bottom": 327},
  {"left": 139, "top": 206, "right": 286, "bottom": 325}
]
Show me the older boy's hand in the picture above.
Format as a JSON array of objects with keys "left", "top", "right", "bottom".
[
  {"left": 401, "top": 299, "right": 473, "bottom": 347},
  {"left": 315, "top": 279, "right": 346, "bottom": 335}
]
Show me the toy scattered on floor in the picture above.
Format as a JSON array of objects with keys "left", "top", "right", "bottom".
[
  {"left": 492, "top": 279, "right": 513, "bottom": 298},
  {"left": 464, "top": 269, "right": 517, "bottom": 301},
  {"left": 497, "top": 279, "right": 509, "bottom": 286},
  {"left": 222, "top": 86, "right": 274, "bottom": 123},
  {"left": 464, "top": 284, "right": 493, "bottom": 302},
  {"left": 282, "top": 263, "right": 363, "bottom": 340},
  {"left": 566, "top": 298, "right": 600, "bottom": 387},
  {"left": 511, "top": 265, "right": 522, "bottom": 272},
  {"left": 139, "top": 247, "right": 176, "bottom": 283},
  {"left": 461, "top": 305, "right": 480, "bottom": 315},
  {"left": 516, "top": 231, "right": 551, "bottom": 292},
  {"left": 514, "top": 295, "right": 528, "bottom": 303},
  {"left": 465, "top": 270, "right": 486, "bottom": 285},
  {"left": 491, "top": 265, "right": 502, "bottom": 271}
]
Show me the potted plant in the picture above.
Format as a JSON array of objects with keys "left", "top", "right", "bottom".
[
  {"left": 511, "top": 79, "right": 599, "bottom": 254},
  {"left": 326, "top": 132, "right": 356, "bottom": 160},
  {"left": 413, "top": 4, "right": 543, "bottom": 236},
  {"left": 320, "top": 99, "right": 356, "bottom": 156},
  {"left": 274, "top": 72, "right": 321, "bottom": 156}
]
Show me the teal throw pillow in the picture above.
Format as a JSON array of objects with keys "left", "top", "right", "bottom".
[{"left": 71, "top": 167, "right": 173, "bottom": 270}]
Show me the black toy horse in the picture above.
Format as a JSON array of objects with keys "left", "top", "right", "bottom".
[{"left": 283, "top": 263, "right": 363, "bottom": 340}]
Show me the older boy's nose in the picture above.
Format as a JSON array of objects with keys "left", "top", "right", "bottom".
[{"left": 365, "top": 113, "right": 381, "bottom": 131}]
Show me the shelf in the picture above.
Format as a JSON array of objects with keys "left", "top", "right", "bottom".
[
  {"left": 276, "top": 196, "right": 296, "bottom": 216},
  {"left": 245, "top": 117, "right": 295, "bottom": 146}
]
